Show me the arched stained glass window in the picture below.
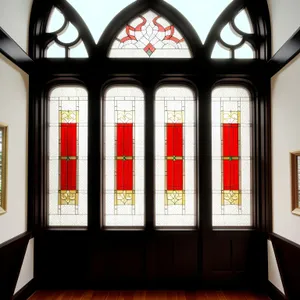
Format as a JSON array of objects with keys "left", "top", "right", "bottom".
[
  {"left": 109, "top": 10, "right": 191, "bottom": 58},
  {"left": 212, "top": 86, "right": 252, "bottom": 227},
  {"left": 164, "top": 0, "right": 232, "bottom": 43},
  {"left": 104, "top": 86, "right": 145, "bottom": 227},
  {"left": 30, "top": 0, "right": 270, "bottom": 230},
  {"left": 155, "top": 86, "right": 196, "bottom": 227},
  {"left": 48, "top": 86, "right": 88, "bottom": 226}
]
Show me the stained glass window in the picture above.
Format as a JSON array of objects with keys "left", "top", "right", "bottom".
[
  {"left": 164, "top": 0, "right": 232, "bottom": 43},
  {"left": 104, "top": 86, "right": 145, "bottom": 227},
  {"left": 212, "top": 86, "right": 252, "bottom": 227},
  {"left": 0, "top": 126, "right": 7, "bottom": 215},
  {"left": 48, "top": 87, "right": 88, "bottom": 226},
  {"left": 155, "top": 86, "right": 196, "bottom": 227},
  {"left": 109, "top": 10, "right": 191, "bottom": 58}
]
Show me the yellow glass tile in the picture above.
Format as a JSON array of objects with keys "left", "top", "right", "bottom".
[
  {"left": 59, "top": 110, "right": 78, "bottom": 123},
  {"left": 115, "top": 190, "right": 135, "bottom": 205},
  {"left": 167, "top": 111, "right": 184, "bottom": 123},
  {"left": 222, "top": 190, "right": 241, "bottom": 205},
  {"left": 165, "top": 190, "right": 185, "bottom": 206},
  {"left": 59, "top": 190, "right": 78, "bottom": 205},
  {"left": 117, "top": 111, "right": 133, "bottom": 123},
  {"left": 221, "top": 111, "right": 241, "bottom": 124}
]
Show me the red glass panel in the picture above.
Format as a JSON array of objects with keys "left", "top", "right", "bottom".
[
  {"left": 167, "top": 124, "right": 183, "bottom": 157},
  {"left": 166, "top": 123, "right": 183, "bottom": 190},
  {"left": 61, "top": 124, "right": 77, "bottom": 157},
  {"left": 60, "top": 160, "right": 77, "bottom": 190},
  {"left": 223, "top": 124, "right": 238, "bottom": 157},
  {"left": 60, "top": 123, "right": 77, "bottom": 191},
  {"left": 117, "top": 160, "right": 133, "bottom": 190},
  {"left": 116, "top": 123, "right": 133, "bottom": 190},
  {"left": 117, "top": 124, "right": 133, "bottom": 157},
  {"left": 223, "top": 160, "right": 239, "bottom": 190},
  {"left": 167, "top": 160, "right": 183, "bottom": 190}
]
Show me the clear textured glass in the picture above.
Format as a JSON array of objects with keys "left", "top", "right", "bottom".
[
  {"left": 47, "top": 8, "right": 65, "bottom": 33},
  {"left": 211, "top": 42, "right": 231, "bottom": 58},
  {"left": 48, "top": 86, "right": 88, "bottom": 226},
  {"left": 234, "top": 10, "right": 253, "bottom": 34},
  {"left": 109, "top": 10, "right": 191, "bottom": 58},
  {"left": 220, "top": 24, "right": 242, "bottom": 46},
  {"left": 46, "top": 43, "right": 65, "bottom": 58},
  {"left": 164, "top": 0, "right": 232, "bottom": 43},
  {"left": 155, "top": 86, "right": 196, "bottom": 227},
  {"left": 57, "top": 23, "right": 79, "bottom": 44},
  {"left": 212, "top": 86, "right": 252, "bottom": 227},
  {"left": 67, "top": 0, "right": 136, "bottom": 43},
  {"left": 235, "top": 43, "right": 254, "bottom": 59},
  {"left": 104, "top": 86, "right": 145, "bottom": 227}
]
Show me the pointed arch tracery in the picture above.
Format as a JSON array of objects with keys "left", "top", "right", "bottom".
[{"left": 30, "top": 0, "right": 270, "bottom": 60}]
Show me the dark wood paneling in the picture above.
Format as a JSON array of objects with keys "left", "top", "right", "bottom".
[
  {"left": 13, "top": 279, "right": 36, "bottom": 300},
  {"left": 35, "top": 230, "right": 264, "bottom": 290},
  {"left": 268, "top": 27, "right": 300, "bottom": 77},
  {"left": 0, "top": 232, "right": 31, "bottom": 299},
  {"left": 267, "top": 281, "right": 286, "bottom": 300},
  {"left": 202, "top": 231, "right": 267, "bottom": 290},
  {"left": 270, "top": 233, "right": 300, "bottom": 300},
  {"left": 0, "top": 27, "right": 34, "bottom": 74},
  {"left": 29, "top": 289, "right": 269, "bottom": 300}
]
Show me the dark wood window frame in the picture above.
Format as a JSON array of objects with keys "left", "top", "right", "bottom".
[{"left": 28, "top": 0, "right": 272, "bottom": 289}]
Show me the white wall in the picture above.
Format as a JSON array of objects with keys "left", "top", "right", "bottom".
[
  {"left": 0, "top": 0, "right": 34, "bottom": 294},
  {"left": 0, "top": 0, "right": 33, "bottom": 52},
  {"left": 0, "top": 53, "right": 33, "bottom": 292},
  {"left": 14, "top": 238, "right": 34, "bottom": 294},
  {"left": 267, "top": 240, "right": 285, "bottom": 294},
  {"left": 272, "top": 54, "right": 300, "bottom": 246},
  {"left": 0, "top": 54, "right": 28, "bottom": 243},
  {"left": 268, "top": 0, "right": 300, "bottom": 55}
]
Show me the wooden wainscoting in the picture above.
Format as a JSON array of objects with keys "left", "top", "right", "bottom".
[{"left": 29, "top": 290, "right": 269, "bottom": 300}]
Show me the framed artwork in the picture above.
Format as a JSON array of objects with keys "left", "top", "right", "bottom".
[
  {"left": 291, "top": 151, "right": 300, "bottom": 216},
  {"left": 0, "top": 124, "right": 7, "bottom": 215}
]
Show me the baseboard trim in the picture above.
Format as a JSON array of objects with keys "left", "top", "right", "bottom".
[
  {"left": 13, "top": 279, "right": 36, "bottom": 300},
  {"left": 0, "top": 232, "right": 31, "bottom": 299},
  {"left": 268, "top": 281, "right": 286, "bottom": 300}
]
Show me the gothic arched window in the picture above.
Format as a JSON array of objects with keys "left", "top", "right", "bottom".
[{"left": 29, "top": 0, "right": 271, "bottom": 229}]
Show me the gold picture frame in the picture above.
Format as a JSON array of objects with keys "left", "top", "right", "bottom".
[
  {"left": 290, "top": 151, "right": 300, "bottom": 216},
  {"left": 0, "top": 124, "right": 8, "bottom": 215}
]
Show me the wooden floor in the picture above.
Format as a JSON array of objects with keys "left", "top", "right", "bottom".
[{"left": 29, "top": 290, "right": 270, "bottom": 300}]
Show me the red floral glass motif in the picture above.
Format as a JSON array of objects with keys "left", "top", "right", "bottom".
[{"left": 114, "top": 11, "right": 187, "bottom": 57}]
